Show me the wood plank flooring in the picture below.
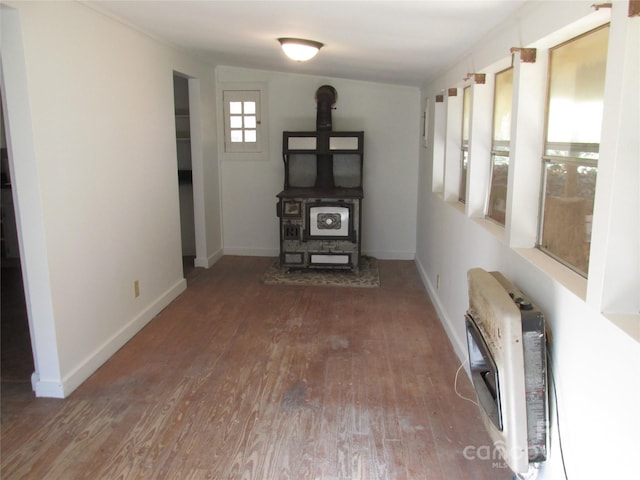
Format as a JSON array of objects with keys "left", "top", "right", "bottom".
[{"left": 1, "top": 256, "right": 513, "bottom": 479}]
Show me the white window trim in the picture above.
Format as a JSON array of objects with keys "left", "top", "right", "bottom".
[
  {"left": 218, "top": 82, "right": 269, "bottom": 161},
  {"left": 426, "top": 4, "right": 640, "bottom": 339},
  {"left": 428, "top": 7, "right": 615, "bottom": 300},
  {"left": 443, "top": 89, "right": 462, "bottom": 202},
  {"left": 431, "top": 97, "right": 446, "bottom": 194}
]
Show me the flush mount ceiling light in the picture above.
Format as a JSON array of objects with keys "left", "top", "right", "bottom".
[{"left": 278, "top": 38, "right": 323, "bottom": 62}]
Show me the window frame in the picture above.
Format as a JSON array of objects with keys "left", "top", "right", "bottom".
[
  {"left": 459, "top": 86, "right": 471, "bottom": 203},
  {"left": 536, "top": 24, "right": 610, "bottom": 277},
  {"left": 223, "top": 90, "right": 260, "bottom": 153},
  {"left": 486, "top": 67, "right": 514, "bottom": 226},
  {"left": 219, "top": 82, "right": 269, "bottom": 161}
]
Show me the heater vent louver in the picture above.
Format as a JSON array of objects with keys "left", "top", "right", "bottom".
[{"left": 465, "top": 268, "right": 548, "bottom": 476}]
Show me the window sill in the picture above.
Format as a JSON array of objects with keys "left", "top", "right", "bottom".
[
  {"left": 445, "top": 200, "right": 465, "bottom": 215},
  {"left": 472, "top": 216, "right": 506, "bottom": 244},
  {"left": 513, "top": 247, "right": 587, "bottom": 301},
  {"left": 605, "top": 314, "right": 640, "bottom": 344}
]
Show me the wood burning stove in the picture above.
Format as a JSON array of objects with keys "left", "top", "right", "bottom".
[{"left": 277, "top": 86, "right": 364, "bottom": 271}]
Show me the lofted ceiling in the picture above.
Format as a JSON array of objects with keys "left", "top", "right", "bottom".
[{"left": 91, "top": 0, "right": 527, "bottom": 87}]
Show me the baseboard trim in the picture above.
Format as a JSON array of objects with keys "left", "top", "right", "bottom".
[
  {"left": 195, "top": 248, "right": 223, "bottom": 268},
  {"left": 219, "top": 248, "right": 416, "bottom": 261},
  {"left": 52, "top": 278, "right": 187, "bottom": 398},
  {"left": 223, "top": 246, "right": 279, "bottom": 257},
  {"left": 33, "top": 373, "right": 64, "bottom": 398},
  {"left": 364, "top": 250, "right": 415, "bottom": 261},
  {"left": 414, "top": 257, "right": 467, "bottom": 363}
]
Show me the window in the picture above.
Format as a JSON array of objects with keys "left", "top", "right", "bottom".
[
  {"left": 223, "top": 89, "right": 262, "bottom": 153},
  {"left": 539, "top": 25, "right": 609, "bottom": 276},
  {"left": 487, "top": 68, "right": 513, "bottom": 225},
  {"left": 459, "top": 86, "right": 471, "bottom": 203},
  {"left": 431, "top": 97, "right": 446, "bottom": 193}
]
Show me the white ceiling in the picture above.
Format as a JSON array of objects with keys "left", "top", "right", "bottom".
[{"left": 92, "top": 0, "right": 527, "bottom": 87}]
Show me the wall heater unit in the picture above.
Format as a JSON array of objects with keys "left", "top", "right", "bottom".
[{"left": 465, "top": 268, "right": 548, "bottom": 475}]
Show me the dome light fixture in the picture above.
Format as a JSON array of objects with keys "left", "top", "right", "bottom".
[{"left": 278, "top": 38, "right": 323, "bottom": 62}]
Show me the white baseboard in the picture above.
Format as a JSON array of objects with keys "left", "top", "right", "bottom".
[
  {"left": 414, "top": 257, "right": 467, "bottom": 363},
  {"left": 48, "top": 278, "right": 187, "bottom": 398},
  {"left": 223, "top": 246, "right": 279, "bottom": 257},
  {"left": 32, "top": 372, "right": 64, "bottom": 398},
  {"left": 363, "top": 250, "right": 416, "bottom": 260},
  {"left": 195, "top": 248, "right": 223, "bottom": 268},
  {"left": 219, "top": 248, "right": 415, "bottom": 261}
]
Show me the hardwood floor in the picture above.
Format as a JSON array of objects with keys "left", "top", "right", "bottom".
[{"left": 1, "top": 256, "right": 512, "bottom": 479}]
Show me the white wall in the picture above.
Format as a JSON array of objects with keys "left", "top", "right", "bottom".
[
  {"left": 417, "top": 2, "right": 639, "bottom": 479},
  {"left": 216, "top": 66, "right": 420, "bottom": 260},
  {"left": 0, "top": 1, "right": 221, "bottom": 397}
]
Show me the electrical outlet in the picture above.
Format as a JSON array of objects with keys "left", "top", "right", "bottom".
[
  {"left": 436, "top": 274, "right": 441, "bottom": 289},
  {"left": 134, "top": 280, "right": 140, "bottom": 298}
]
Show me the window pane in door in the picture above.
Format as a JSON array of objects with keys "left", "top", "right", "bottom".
[
  {"left": 230, "top": 130, "right": 243, "bottom": 142},
  {"left": 244, "top": 130, "right": 257, "bottom": 143},
  {"left": 229, "top": 101, "right": 242, "bottom": 114},
  {"left": 243, "top": 101, "right": 256, "bottom": 114}
]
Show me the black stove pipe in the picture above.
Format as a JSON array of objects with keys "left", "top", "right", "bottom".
[{"left": 315, "top": 85, "right": 337, "bottom": 189}]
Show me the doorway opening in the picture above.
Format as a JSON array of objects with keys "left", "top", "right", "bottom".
[
  {"left": 0, "top": 90, "right": 34, "bottom": 391},
  {"left": 173, "top": 73, "right": 196, "bottom": 278}
]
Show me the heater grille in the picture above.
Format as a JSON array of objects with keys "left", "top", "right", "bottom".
[{"left": 466, "top": 268, "right": 548, "bottom": 475}]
